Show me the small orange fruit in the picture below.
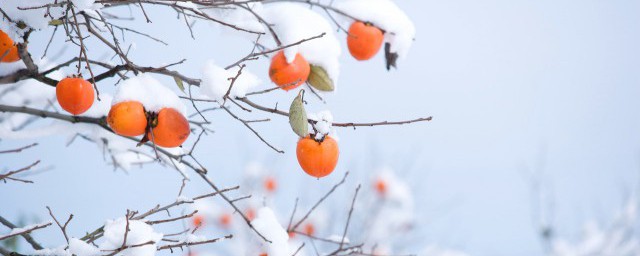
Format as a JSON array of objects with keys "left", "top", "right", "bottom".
[
  {"left": 148, "top": 108, "right": 190, "bottom": 147},
  {"left": 269, "top": 51, "right": 310, "bottom": 91},
  {"left": 219, "top": 213, "right": 232, "bottom": 227},
  {"left": 347, "top": 21, "right": 384, "bottom": 61},
  {"left": 192, "top": 214, "right": 204, "bottom": 227},
  {"left": 375, "top": 178, "right": 387, "bottom": 196},
  {"left": 296, "top": 135, "right": 339, "bottom": 178},
  {"left": 56, "top": 77, "right": 95, "bottom": 115},
  {"left": 264, "top": 177, "right": 277, "bottom": 192},
  {"left": 303, "top": 223, "right": 315, "bottom": 236},
  {"left": 107, "top": 101, "right": 147, "bottom": 136},
  {"left": 246, "top": 208, "right": 256, "bottom": 221},
  {"left": 0, "top": 30, "right": 20, "bottom": 63}
]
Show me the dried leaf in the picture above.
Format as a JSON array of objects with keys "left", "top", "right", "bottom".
[
  {"left": 174, "top": 76, "right": 185, "bottom": 92},
  {"left": 307, "top": 65, "right": 334, "bottom": 92},
  {"left": 48, "top": 20, "right": 63, "bottom": 26},
  {"left": 289, "top": 90, "right": 309, "bottom": 138}
]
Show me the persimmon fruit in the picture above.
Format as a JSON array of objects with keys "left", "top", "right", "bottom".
[
  {"left": 269, "top": 51, "right": 310, "bottom": 91},
  {"left": 296, "top": 135, "right": 339, "bottom": 178},
  {"left": 56, "top": 77, "right": 95, "bottom": 115},
  {"left": 303, "top": 223, "right": 315, "bottom": 236},
  {"left": 264, "top": 177, "right": 277, "bottom": 192},
  {"left": 375, "top": 178, "right": 387, "bottom": 195},
  {"left": 347, "top": 21, "right": 384, "bottom": 61},
  {"left": 147, "top": 108, "right": 190, "bottom": 148},
  {"left": 0, "top": 29, "right": 20, "bottom": 63},
  {"left": 219, "top": 213, "right": 232, "bottom": 227},
  {"left": 192, "top": 214, "right": 204, "bottom": 227},
  {"left": 107, "top": 101, "right": 147, "bottom": 137}
]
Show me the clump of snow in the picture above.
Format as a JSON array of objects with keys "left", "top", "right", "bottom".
[
  {"left": 69, "top": 238, "right": 100, "bottom": 256},
  {"left": 180, "top": 234, "right": 209, "bottom": 243},
  {"left": 307, "top": 110, "right": 334, "bottom": 140},
  {"left": 261, "top": 3, "right": 341, "bottom": 88},
  {"left": 31, "top": 246, "right": 70, "bottom": 256},
  {"left": 327, "top": 234, "right": 350, "bottom": 244},
  {"left": 112, "top": 74, "right": 187, "bottom": 115},
  {"left": 200, "top": 60, "right": 261, "bottom": 103},
  {"left": 251, "top": 207, "right": 289, "bottom": 256},
  {"left": 0, "top": 0, "right": 62, "bottom": 42},
  {"left": 335, "top": 0, "right": 416, "bottom": 59},
  {"left": 99, "top": 217, "right": 163, "bottom": 256},
  {"left": 202, "top": 3, "right": 266, "bottom": 36}
]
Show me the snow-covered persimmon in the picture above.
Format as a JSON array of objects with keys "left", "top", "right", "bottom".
[
  {"left": 296, "top": 135, "right": 339, "bottom": 178},
  {"left": 56, "top": 77, "right": 95, "bottom": 115},
  {"left": 264, "top": 177, "right": 277, "bottom": 192},
  {"left": 107, "top": 101, "right": 147, "bottom": 137},
  {"left": 0, "top": 29, "right": 20, "bottom": 63},
  {"left": 269, "top": 51, "right": 310, "bottom": 91},
  {"left": 147, "top": 108, "right": 190, "bottom": 148},
  {"left": 192, "top": 214, "right": 204, "bottom": 227},
  {"left": 347, "top": 21, "right": 384, "bottom": 61}
]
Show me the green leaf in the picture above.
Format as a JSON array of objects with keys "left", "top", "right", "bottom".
[
  {"left": 307, "top": 65, "right": 334, "bottom": 92},
  {"left": 48, "top": 19, "right": 64, "bottom": 26},
  {"left": 289, "top": 90, "right": 309, "bottom": 138},
  {"left": 174, "top": 76, "right": 185, "bottom": 92}
]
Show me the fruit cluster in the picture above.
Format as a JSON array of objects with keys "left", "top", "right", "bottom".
[
  {"left": 54, "top": 75, "right": 189, "bottom": 148},
  {"left": 270, "top": 21, "right": 384, "bottom": 178}
]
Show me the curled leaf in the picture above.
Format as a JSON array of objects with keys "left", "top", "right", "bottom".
[
  {"left": 173, "top": 76, "right": 185, "bottom": 92},
  {"left": 307, "top": 65, "right": 334, "bottom": 92},
  {"left": 289, "top": 90, "right": 309, "bottom": 138}
]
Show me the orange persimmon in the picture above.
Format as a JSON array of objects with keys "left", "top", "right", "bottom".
[
  {"left": 107, "top": 101, "right": 147, "bottom": 136},
  {"left": 296, "top": 135, "right": 339, "bottom": 178},
  {"left": 269, "top": 51, "right": 310, "bottom": 91},
  {"left": 0, "top": 29, "right": 20, "bottom": 63},
  {"left": 56, "top": 77, "right": 95, "bottom": 115},
  {"left": 347, "top": 21, "right": 384, "bottom": 61},
  {"left": 147, "top": 108, "right": 190, "bottom": 148}
]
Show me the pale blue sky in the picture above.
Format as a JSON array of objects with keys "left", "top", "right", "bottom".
[{"left": 2, "top": 1, "right": 640, "bottom": 255}]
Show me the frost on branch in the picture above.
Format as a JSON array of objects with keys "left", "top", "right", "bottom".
[
  {"left": 99, "top": 217, "right": 163, "bottom": 256},
  {"left": 200, "top": 60, "right": 261, "bottom": 103}
]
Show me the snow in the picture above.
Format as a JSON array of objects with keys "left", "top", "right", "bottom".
[
  {"left": 112, "top": 74, "right": 187, "bottom": 115},
  {"left": 251, "top": 207, "right": 290, "bottom": 256},
  {"left": 31, "top": 247, "right": 70, "bottom": 256},
  {"left": 307, "top": 110, "right": 334, "bottom": 140},
  {"left": 70, "top": 0, "right": 99, "bottom": 10},
  {"left": 202, "top": 3, "right": 266, "bottom": 36},
  {"left": 200, "top": 60, "right": 261, "bottom": 103},
  {"left": 1, "top": 221, "right": 51, "bottom": 237},
  {"left": 326, "top": 234, "right": 350, "bottom": 244},
  {"left": 0, "top": 0, "right": 62, "bottom": 42},
  {"left": 69, "top": 238, "right": 101, "bottom": 256},
  {"left": 261, "top": 3, "right": 341, "bottom": 88},
  {"left": 551, "top": 199, "right": 640, "bottom": 256},
  {"left": 180, "top": 234, "right": 209, "bottom": 243},
  {"left": 335, "top": 0, "right": 416, "bottom": 59},
  {"left": 99, "top": 217, "right": 163, "bottom": 256}
]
